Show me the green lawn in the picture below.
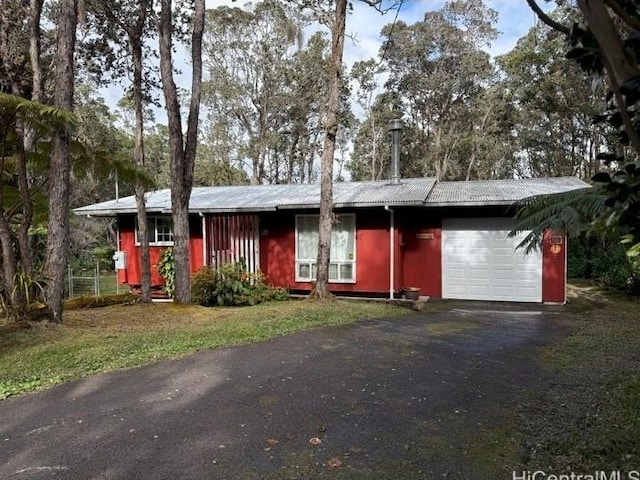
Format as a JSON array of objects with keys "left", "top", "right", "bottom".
[
  {"left": 0, "top": 299, "right": 407, "bottom": 399},
  {"left": 513, "top": 282, "right": 640, "bottom": 473},
  {"left": 2, "top": 283, "right": 639, "bottom": 473}
]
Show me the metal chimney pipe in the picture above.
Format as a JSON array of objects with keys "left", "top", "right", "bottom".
[{"left": 388, "top": 119, "right": 402, "bottom": 185}]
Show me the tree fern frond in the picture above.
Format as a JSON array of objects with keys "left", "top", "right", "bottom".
[
  {"left": 0, "top": 92, "right": 76, "bottom": 132},
  {"left": 510, "top": 188, "right": 610, "bottom": 253}
]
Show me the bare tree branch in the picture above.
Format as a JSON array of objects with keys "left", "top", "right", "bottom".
[{"left": 525, "top": 0, "right": 570, "bottom": 35}]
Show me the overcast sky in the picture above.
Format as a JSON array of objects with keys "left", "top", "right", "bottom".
[{"left": 100, "top": 0, "right": 555, "bottom": 122}]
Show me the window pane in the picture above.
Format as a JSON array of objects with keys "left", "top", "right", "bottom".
[
  {"left": 340, "top": 263, "right": 353, "bottom": 280},
  {"left": 329, "top": 263, "right": 338, "bottom": 280},
  {"left": 147, "top": 219, "right": 156, "bottom": 243},
  {"left": 298, "top": 263, "right": 310, "bottom": 279},
  {"left": 331, "top": 215, "right": 355, "bottom": 261},
  {"left": 311, "top": 263, "right": 317, "bottom": 279},
  {"left": 156, "top": 217, "right": 173, "bottom": 243},
  {"left": 297, "top": 216, "right": 318, "bottom": 260}
]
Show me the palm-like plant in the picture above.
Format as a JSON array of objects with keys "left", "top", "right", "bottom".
[{"left": 510, "top": 187, "right": 610, "bottom": 254}]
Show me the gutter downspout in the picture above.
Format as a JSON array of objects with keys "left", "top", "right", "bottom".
[
  {"left": 385, "top": 205, "right": 395, "bottom": 299},
  {"left": 200, "top": 212, "right": 207, "bottom": 267}
]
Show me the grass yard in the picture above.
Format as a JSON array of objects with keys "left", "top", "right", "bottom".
[
  {"left": 515, "top": 282, "right": 640, "bottom": 472},
  {"left": 0, "top": 299, "right": 407, "bottom": 399},
  {"left": 2, "top": 282, "right": 639, "bottom": 473}
]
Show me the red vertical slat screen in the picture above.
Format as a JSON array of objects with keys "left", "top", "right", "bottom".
[{"left": 206, "top": 214, "right": 259, "bottom": 273}]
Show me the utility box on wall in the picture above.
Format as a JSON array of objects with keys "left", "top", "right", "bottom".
[{"left": 113, "top": 251, "right": 126, "bottom": 270}]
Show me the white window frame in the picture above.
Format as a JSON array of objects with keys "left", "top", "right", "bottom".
[
  {"left": 135, "top": 216, "right": 174, "bottom": 247},
  {"left": 295, "top": 214, "right": 356, "bottom": 284}
]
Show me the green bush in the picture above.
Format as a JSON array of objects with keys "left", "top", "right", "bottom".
[
  {"left": 191, "top": 260, "right": 288, "bottom": 307},
  {"left": 568, "top": 236, "right": 640, "bottom": 294},
  {"left": 157, "top": 248, "right": 175, "bottom": 298}
]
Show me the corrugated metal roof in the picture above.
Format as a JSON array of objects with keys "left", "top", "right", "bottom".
[
  {"left": 425, "top": 177, "right": 590, "bottom": 206},
  {"left": 73, "top": 178, "right": 438, "bottom": 216},
  {"left": 73, "top": 176, "right": 591, "bottom": 216}
]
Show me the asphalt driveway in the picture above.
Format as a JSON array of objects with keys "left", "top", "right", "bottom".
[{"left": 0, "top": 304, "right": 567, "bottom": 479}]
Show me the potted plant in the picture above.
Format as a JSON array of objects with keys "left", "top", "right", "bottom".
[{"left": 403, "top": 287, "right": 421, "bottom": 301}]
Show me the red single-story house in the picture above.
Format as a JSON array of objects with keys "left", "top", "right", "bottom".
[{"left": 74, "top": 176, "right": 589, "bottom": 303}]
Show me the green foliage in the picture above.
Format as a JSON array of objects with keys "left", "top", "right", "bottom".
[
  {"left": 12, "top": 271, "right": 48, "bottom": 306},
  {"left": 202, "top": 4, "right": 333, "bottom": 184},
  {"left": 497, "top": 8, "right": 607, "bottom": 179},
  {"left": 157, "top": 248, "right": 175, "bottom": 298},
  {"left": 511, "top": 188, "right": 608, "bottom": 253},
  {"left": 0, "top": 92, "right": 76, "bottom": 131},
  {"left": 92, "top": 245, "right": 116, "bottom": 270},
  {"left": 592, "top": 163, "right": 640, "bottom": 257},
  {"left": 191, "top": 260, "right": 288, "bottom": 307},
  {"left": 0, "top": 270, "right": 49, "bottom": 321},
  {"left": 568, "top": 236, "right": 640, "bottom": 294},
  {"left": 364, "top": 0, "right": 506, "bottom": 181}
]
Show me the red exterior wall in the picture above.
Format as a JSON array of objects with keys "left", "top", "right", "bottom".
[
  {"left": 397, "top": 208, "right": 567, "bottom": 302},
  {"left": 117, "top": 214, "right": 203, "bottom": 286},
  {"left": 116, "top": 207, "right": 566, "bottom": 303},
  {"left": 259, "top": 212, "right": 296, "bottom": 289},
  {"left": 259, "top": 209, "right": 394, "bottom": 294},
  {"left": 400, "top": 222, "right": 442, "bottom": 298},
  {"left": 542, "top": 229, "right": 566, "bottom": 303}
]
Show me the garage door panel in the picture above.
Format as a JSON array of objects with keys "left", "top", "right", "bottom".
[
  {"left": 447, "top": 266, "right": 466, "bottom": 278},
  {"left": 447, "top": 284, "right": 467, "bottom": 296},
  {"left": 442, "top": 218, "right": 542, "bottom": 302},
  {"left": 470, "top": 269, "right": 490, "bottom": 280},
  {"left": 493, "top": 270, "right": 515, "bottom": 281},
  {"left": 469, "top": 247, "right": 491, "bottom": 257},
  {"left": 494, "top": 253, "right": 516, "bottom": 264}
]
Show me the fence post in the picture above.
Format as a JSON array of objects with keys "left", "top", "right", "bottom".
[{"left": 95, "top": 262, "right": 100, "bottom": 297}]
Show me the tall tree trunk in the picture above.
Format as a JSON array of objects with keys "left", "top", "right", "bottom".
[
  {"left": 45, "top": 0, "right": 77, "bottom": 324},
  {"left": 159, "top": 0, "right": 205, "bottom": 303},
  {"left": 130, "top": 15, "right": 152, "bottom": 303},
  {"left": 24, "top": 0, "right": 43, "bottom": 154},
  {"left": 310, "top": 0, "right": 346, "bottom": 299},
  {"left": 0, "top": 195, "right": 17, "bottom": 314},
  {"left": 15, "top": 137, "right": 34, "bottom": 276},
  {"left": 29, "top": 0, "right": 43, "bottom": 103},
  {"left": 13, "top": 0, "right": 44, "bottom": 284}
]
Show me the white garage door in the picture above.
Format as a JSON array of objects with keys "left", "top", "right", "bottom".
[{"left": 442, "top": 218, "right": 542, "bottom": 302}]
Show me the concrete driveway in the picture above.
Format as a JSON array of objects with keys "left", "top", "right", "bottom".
[{"left": 0, "top": 305, "right": 567, "bottom": 479}]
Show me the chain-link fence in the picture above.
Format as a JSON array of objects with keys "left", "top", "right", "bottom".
[{"left": 65, "top": 264, "right": 122, "bottom": 299}]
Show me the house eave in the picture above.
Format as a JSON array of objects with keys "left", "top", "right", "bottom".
[
  {"left": 277, "top": 201, "right": 428, "bottom": 210},
  {"left": 423, "top": 200, "right": 518, "bottom": 208},
  {"left": 194, "top": 207, "right": 278, "bottom": 214},
  {"left": 73, "top": 201, "right": 525, "bottom": 216}
]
